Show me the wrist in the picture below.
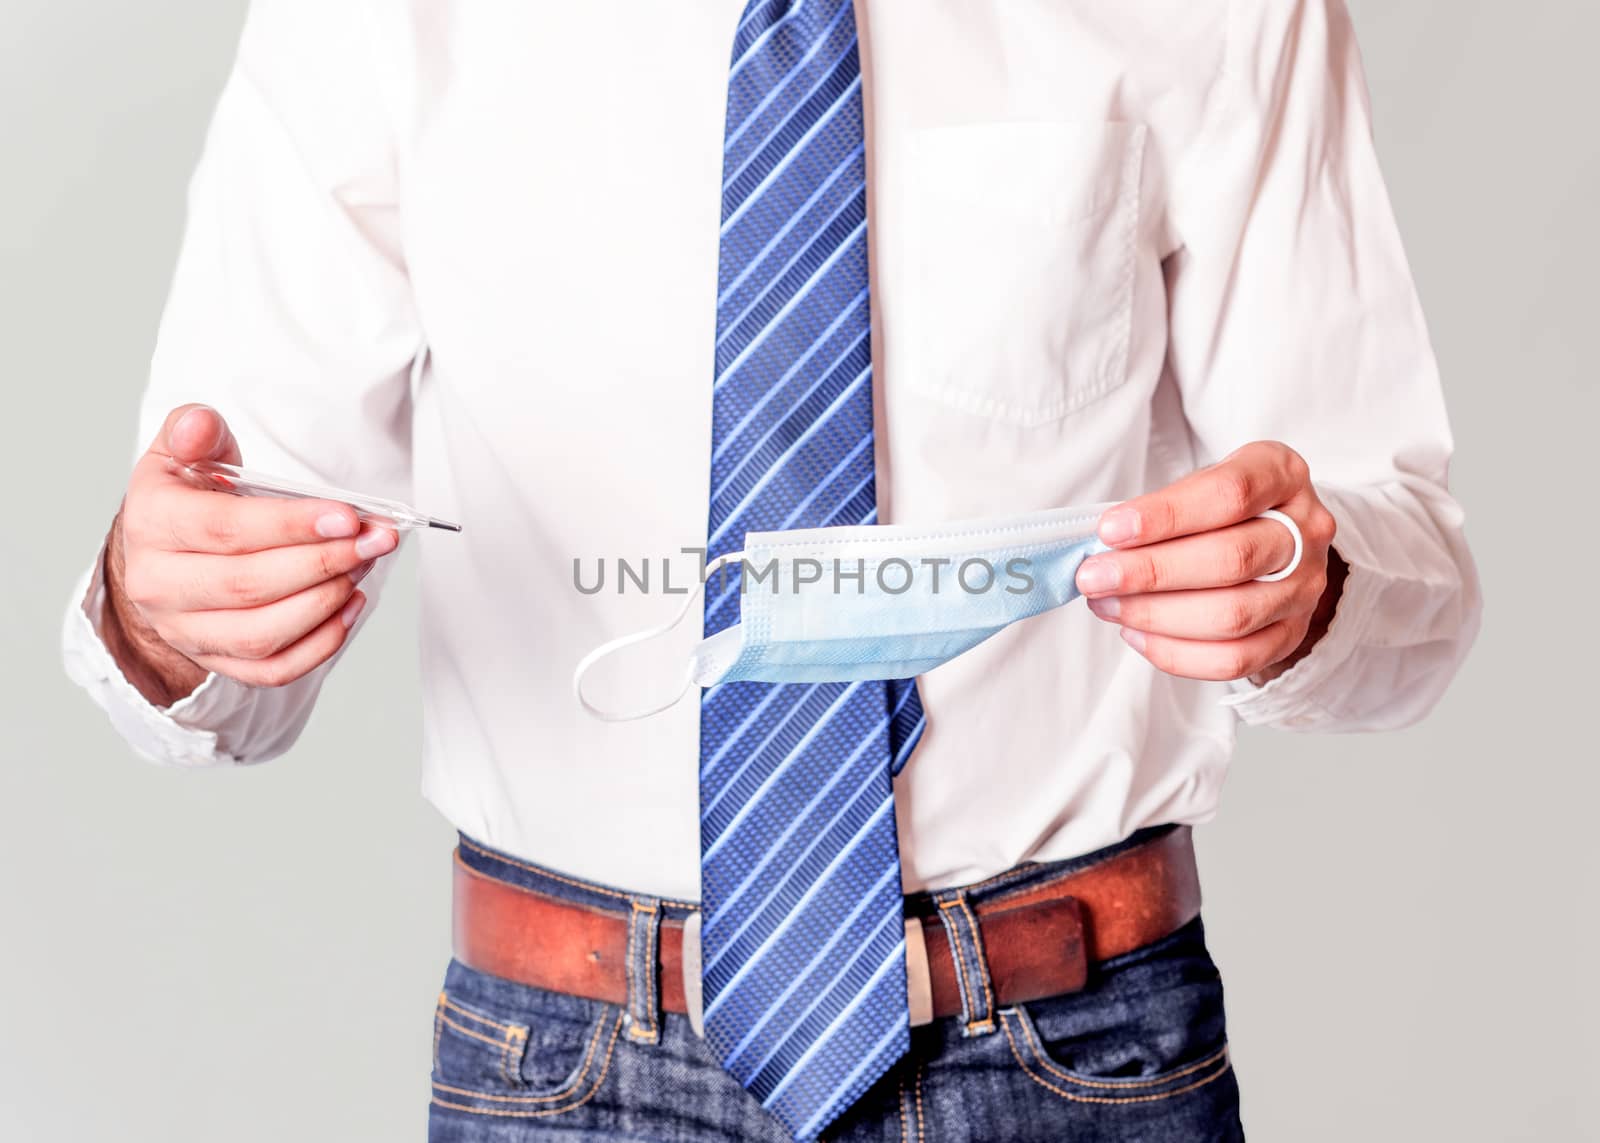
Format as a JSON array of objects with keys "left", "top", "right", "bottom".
[
  {"left": 1251, "top": 545, "right": 1350, "bottom": 686},
  {"left": 101, "top": 511, "right": 209, "bottom": 707}
]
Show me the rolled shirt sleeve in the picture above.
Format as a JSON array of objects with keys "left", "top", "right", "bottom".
[
  {"left": 1163, "top": 0, "right": 1481, "bottom": 731},
  {"left": 60, "top": 0, "right": 419, "bottom": 767}
]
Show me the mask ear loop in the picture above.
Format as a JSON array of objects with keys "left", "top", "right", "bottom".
[
  {"left": 572, "top": 553, "right": 744, "bottom": 722},
  {"left": 1253, "top": 510, "right": 1305, "bottom": 582}
]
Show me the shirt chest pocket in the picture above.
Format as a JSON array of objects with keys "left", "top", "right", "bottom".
[{"left": 887, "top": 121, "right": 1147, "bottom": 427}]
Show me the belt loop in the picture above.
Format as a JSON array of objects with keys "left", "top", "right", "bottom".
[
  {"left": 624, "top": 895, "right": 662, "bottom": 1045},
  {"left": 932, "top": 888, "right": 997, "bottom": 1037}
]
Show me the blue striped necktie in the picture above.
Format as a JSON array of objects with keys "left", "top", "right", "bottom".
[{"left": 699, "top": 1, "right": 926, "bottom": 1138}]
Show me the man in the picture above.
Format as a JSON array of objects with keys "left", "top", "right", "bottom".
[{"left": 62, "top": 0, "right": 1479, "bottom": 1139}]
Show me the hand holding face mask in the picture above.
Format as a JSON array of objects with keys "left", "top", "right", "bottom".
[
  {"left": 574, "top": 503, "right": 1118, "bottom": 721},
  {"left": 573, "top": 439, "right": 1330, "bottom": 721},
  {"left": 1075, "top": 440, "right": 1341, "bottom": 685}
]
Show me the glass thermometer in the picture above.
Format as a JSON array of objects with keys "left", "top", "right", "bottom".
[{"left": 168, "top": 458, "right": 463, "bottom": 533}]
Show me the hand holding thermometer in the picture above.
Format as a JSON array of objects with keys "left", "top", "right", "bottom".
[{"left": 166, "top": 458, "right": 463, "bottom": 533}]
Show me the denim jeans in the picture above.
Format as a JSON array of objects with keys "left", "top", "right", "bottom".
[{"left": 429, "top": 830, "right": 1244, "bottom": 1142}]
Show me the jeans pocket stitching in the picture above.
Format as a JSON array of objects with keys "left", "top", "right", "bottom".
[
  {"left": 430, "top": 1008, "right": 624, "bottom": 1119},
  {"left": 1000, "top": 1009, "right": 1232, "bottom": 1107},
  {"left": 1015, "top": 1004, "right": 1228, "bottom": 1090},
  {"left": 437, "top": 1010, "right": 525, "bottom": 1055},
  {"left": 499, "top": 1028, "right": 521, "bottom": 1089},
  {"left": 438, "top": 991, "right": 534, "bottom": 1086},
  {"left": 439, "top": 992, "right": 529, "bottom": 1039}
]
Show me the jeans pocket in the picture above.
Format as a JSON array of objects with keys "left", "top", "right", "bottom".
[
  {"left": 430, "top": 959, "right": 623, "bottom": 1120},
  {"left": 1000, "top": 919, "right": 1234, "bottom": 1105}
]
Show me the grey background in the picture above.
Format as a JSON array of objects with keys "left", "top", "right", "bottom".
[{"left": 2, "top": 2, "right": 1594, "bottom": 1139}]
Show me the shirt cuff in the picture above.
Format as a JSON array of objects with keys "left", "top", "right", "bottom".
[
  {"left": 61, "top": 544, "right": 255, "bottom": 767},
  {"left": 1219, "top": 484, "right": 1384, "bottom": 730}
]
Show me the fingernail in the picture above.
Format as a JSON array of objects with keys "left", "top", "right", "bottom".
[
  {"left": 1098, "top": 509, "right": 1139, "bottom": 545},
  {"left": 1077, "top": 558, "right": 1120, "bottom": 595},
  {"left": 174, "top": 405, "right": 220, "bottom": 452},
  {"left": 354, "top": 528, "right": 397, "bottom": 560},
  {"left": 341, "top": 593, "right": 367, "bottom": 629},
  {"left": 1120, "top": 627, "right": 1146, "bottom": 652},
  {"left": 1087, "top": 595, "right": 1121, "bottom": 620},
  {"left": 316, "top": 511, "right": 359, "bottom": 539},
  {"left": 351, "top": 559, "right": 376, "bottom": 585}
]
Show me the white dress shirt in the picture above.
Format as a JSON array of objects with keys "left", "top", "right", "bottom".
[{"left": 62, "top": 0, "right": 1480, "bottom": 901}]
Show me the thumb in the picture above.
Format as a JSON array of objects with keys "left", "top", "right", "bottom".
[{"left": 154, "top": 404, "right": 242, "bottom": 466}]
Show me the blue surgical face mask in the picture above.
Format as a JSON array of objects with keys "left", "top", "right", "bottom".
[{"left": 573, "top": 502, "right": 1115, "bottom": 722}]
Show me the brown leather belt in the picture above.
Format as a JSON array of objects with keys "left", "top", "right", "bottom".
[{"left": 453, "top": 826, "right": 1200, "bottom": 1032}]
